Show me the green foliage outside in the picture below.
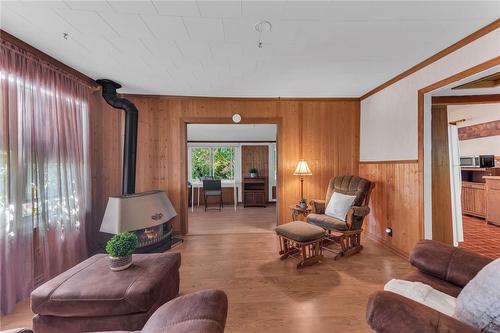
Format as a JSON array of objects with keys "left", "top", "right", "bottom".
[
  {"left": 106, "top": 232, "right": 138, "bottom": 257},
  {"left": 191, "top": 148, "right": 210, "bottom": 180},
  {"left": 213, "top": 148, "right": 234, "bottom": 180},
  {"left": 191, "top": 147, "right": 234, "bottom": 180}
]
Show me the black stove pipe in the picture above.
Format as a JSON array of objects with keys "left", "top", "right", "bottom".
[{"left": 96, "top": 79, "right": 138, "bottom": 195}]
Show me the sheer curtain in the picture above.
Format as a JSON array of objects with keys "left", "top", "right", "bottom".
[{"left": 0, "top": 39, "right": 91, "bottom": 314}]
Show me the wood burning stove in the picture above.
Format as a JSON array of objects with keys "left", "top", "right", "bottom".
[{"left": 96, "top": 80, "right": 179, "bottom": 252}]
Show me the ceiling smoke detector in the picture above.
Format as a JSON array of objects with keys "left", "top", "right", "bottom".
[{"left": 254, "top": 20, "right": 272, "bottom": 49}]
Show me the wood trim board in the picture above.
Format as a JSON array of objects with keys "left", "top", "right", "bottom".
[
  {"left": 432, "top": 94, "right": 500, "bottom": 105},
  {"left": 361, "top": 19, "right": 500, "bottom": 100}
]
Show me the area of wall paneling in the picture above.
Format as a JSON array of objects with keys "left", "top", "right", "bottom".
[
  {"left": 359, "top": 161, "right": 421, "bottom": 257},
  {"left": 91, "top": 96, "right": 360, "bottom": 238},
  {"left": 241, "top": 145, "right": 269, "bottom": 201}
]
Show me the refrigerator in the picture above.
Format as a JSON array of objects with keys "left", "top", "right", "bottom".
[{"left": 448, "top": 124, "right": 464, "bottom": 246}]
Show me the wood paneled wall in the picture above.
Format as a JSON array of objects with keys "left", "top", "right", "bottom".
[
  {"left": 359, "top": 161, "right": 421, "bottom": 257},
  {"left": 242, "top": 145, "right": 269, "bottom": 178},
  {"left": 242, "top": 145, "right": 269, "bottom": 201},
  {"left": 90, "top": 96, "right": 360, "bottom": 243}
]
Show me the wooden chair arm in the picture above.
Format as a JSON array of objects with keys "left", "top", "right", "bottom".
[
  {"left": 310, "top": 200, "right": 326, "bottom": 214},
  {"left": 350, "top": 205, "right": 370, "bottom": 217}
]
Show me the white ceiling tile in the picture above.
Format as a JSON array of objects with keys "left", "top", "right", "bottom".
[
  {"left": 283, "top": 1, "right": 331, "bottom": 19},
  {"left": 99, "top": 12, "right": 151, "bottom": 38},
  {"left": 196, "top": 0, "right": 242, "bottom": 18},
  {"left": 209, "top": 42, "right": 243, "bottom": 60},
  {"left": 2, "top": 1, "right": 499, "bottom": 97},
  {"left": 4, "top": 1, "right": 69, "bottom": 9},
  {"left": 64, "top": 0, "right": 113, "bottom": 12},
  {"left": 141, "top": 14, "right": 190, "bottom": 40},
  {"left": 55, "top": 8, "right": 119, "bottom": 37},
  {"left": 183, "top": 17, "right": 224, "bottom": 41},
  {"left": 106, "top": 1, "right": 158, "bottom": 14},
  {"left": 223, "top": 17, "right": 257, "bottom": 43},
  {"left": 151, "top": 1, "right": 200, "bottom": 16},
  {"left": 174, "top": 41, "right": 212, "bottom": 61},
  {"left": 242, "top": 1, "right": 286, "bottom": 18}
]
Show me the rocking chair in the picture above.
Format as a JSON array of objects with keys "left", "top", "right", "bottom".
[{"left": 307, "top": 175, "right": 374, "bottom": 259}]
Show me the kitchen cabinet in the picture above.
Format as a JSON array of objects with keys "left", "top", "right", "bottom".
[
  {"left": 461, "top": 181, "right": 486, "bottom": 218},
  {"left": 484, "top": 176, "right": 500, "bottom": 226}
]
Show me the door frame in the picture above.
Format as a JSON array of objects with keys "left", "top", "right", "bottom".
[
  {"left": 418, "top": 56, "right": 500, "bottom": 241},
  {"left": 179, "top": 117, "right": 282, "bottom": 234}
]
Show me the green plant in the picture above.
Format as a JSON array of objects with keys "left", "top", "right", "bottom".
[
  {"left": 249, "top": 168, "right": 258, "bottom": 174},
  {"left": 299, "top": 198, "right": 307, "bottom": 204},
  {"left": 106, "top": 232, "right": 138, "bottom": 258}
]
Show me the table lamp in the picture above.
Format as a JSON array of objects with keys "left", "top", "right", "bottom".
[{"left": 293, "top": 159, "right": 312, "bottom": 200}]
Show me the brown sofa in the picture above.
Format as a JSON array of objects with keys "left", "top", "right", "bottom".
[
  {"left": 3, "top": 290, "right": 228, "bottom": 333},
  {"left": 366, "top": 240, "right": 492, "bottom": 333}
]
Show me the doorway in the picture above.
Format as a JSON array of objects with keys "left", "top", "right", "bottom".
[
  {"left": 425, "top": 65, "right": 500, "bottom": 258},
  {"left": 185, "top": 123, "right": 278, "bottom": 235}
]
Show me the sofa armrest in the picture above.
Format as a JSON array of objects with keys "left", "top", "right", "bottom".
[
  {"left": 366, "top": 291, "right": 479, "bottom": 333},
  {"left": 410, "top": 240, "right": 491, "bottom": 288},
  {"left": 141, "top": 289, "right": 228, "bottom": 333},
  {"left": 310, "top": 200, "right": 325, "bottom": 214}
]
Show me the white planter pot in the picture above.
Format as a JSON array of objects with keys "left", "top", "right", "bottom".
[
  {"left": 109, "top": 255, "right": 132, "bottom": 271},
  {"left": 249, "top": 173, "right": 257, "bottom": 178}
]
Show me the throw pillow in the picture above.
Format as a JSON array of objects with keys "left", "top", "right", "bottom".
[
  {"left": 454, "top": 258, "right": 500, "bottom": 333},
  {"left": 325, "top": 192, "right": 356, "bottom": 221}
]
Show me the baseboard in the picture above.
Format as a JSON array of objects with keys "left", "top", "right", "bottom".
[{"left": 366, "top": 232, "right": 409, "bottom": 259}]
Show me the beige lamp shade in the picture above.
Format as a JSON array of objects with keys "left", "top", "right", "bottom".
[
  {"left": 100, "top": 190, "right": 177, "bottom": 234},
  {"left": 293, "top": 160, "right": 312, "bottom": 176}
]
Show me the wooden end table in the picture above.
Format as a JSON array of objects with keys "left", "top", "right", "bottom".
[{"left": 289, "top": 205, "right": 312, "bottom": 221}]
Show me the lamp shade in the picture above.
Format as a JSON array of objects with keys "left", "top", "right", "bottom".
[
  {"left": 100, "top": 190, "right": 177, "bottom": 234},
  {"left": 293, "top": 160, "right": 312, "bottom": 176}
]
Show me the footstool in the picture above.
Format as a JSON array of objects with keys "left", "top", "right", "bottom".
[
  {"left": 275, "top": 221, "right": 325, "bottom": 268},
  {"left": 31, "top": 252, "right": 181, "bottom": 333}
]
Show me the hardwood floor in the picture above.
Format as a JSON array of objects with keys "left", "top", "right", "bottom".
[
  {"left": 459, "top": 214, "right": 500, "bottom": 258},
  {"left": 188, "top": 204, "right": 277, "bottom": 235},
  {"left": 0, "top": 232, "right": 412, "bottom": 332}
]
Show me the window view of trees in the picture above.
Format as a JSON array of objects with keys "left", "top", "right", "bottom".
[{"left": 191, "top": 147, "right": 234, "bottom": 180}]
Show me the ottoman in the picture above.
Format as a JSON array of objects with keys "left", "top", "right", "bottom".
[
  {"left": 31, "top": 252, "right": 181, "bottom": 333},
  {"left": 275, "top": 221, "right": 325, "bottom": 268}
]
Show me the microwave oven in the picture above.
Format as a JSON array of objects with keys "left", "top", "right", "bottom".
[{"left": 460, "top": 155, "right": 495, "bottom": 168}]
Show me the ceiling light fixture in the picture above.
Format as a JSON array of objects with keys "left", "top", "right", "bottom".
[{"left": 254, "top": 20, "right": 272, "bottom": 49}]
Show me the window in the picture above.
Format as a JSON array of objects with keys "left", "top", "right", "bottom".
[{"left": 191, "top": 147, "right": 235, "bottom": 180}]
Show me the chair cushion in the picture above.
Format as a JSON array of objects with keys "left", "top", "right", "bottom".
[
  {"left": 275, "top": 221, "right": 325, "bottom": 242},
  {"left": 325, "top": 192, "right": 356, "bottom": 221},
  {"left": 31, "top": 253, "right": 181, "bottom": 318},
  {"left": 205, "top": 190, "right": 222, "bottom": 196},
  {"left": 307, "top": 213, "right": 348, "bottom": 231}
]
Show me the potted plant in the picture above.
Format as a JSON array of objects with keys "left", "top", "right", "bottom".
[
  {"left": 105, "top": 232, "right": 138, "bottom": 271},
  {"left": 249, "top": 168, "right": 258, "bottom": 178},
  {"left": 299, "top": 198, "right": 307, "bottom": 209}
]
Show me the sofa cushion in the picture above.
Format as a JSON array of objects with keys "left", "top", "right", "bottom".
[
  {"left": 410, "top": 240, "right": 491, "bottom": 288},
  {"left": 307, "top": 213, "right": 348, "bottom": 231},
  {"left": 141, "top": 289, "right": 228, "bottom": 333},
  {"left": 403, "top": 270, "right": 462, "bottom": 298},
  {"left": 275, "top": 221, "right": 325, "bottom": 242},
  {"left": 31, "top": 253, "right": 181, "bottom": 318},
  {"left": 455, "top": 259, "right": 500, "bottom": 333}
]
